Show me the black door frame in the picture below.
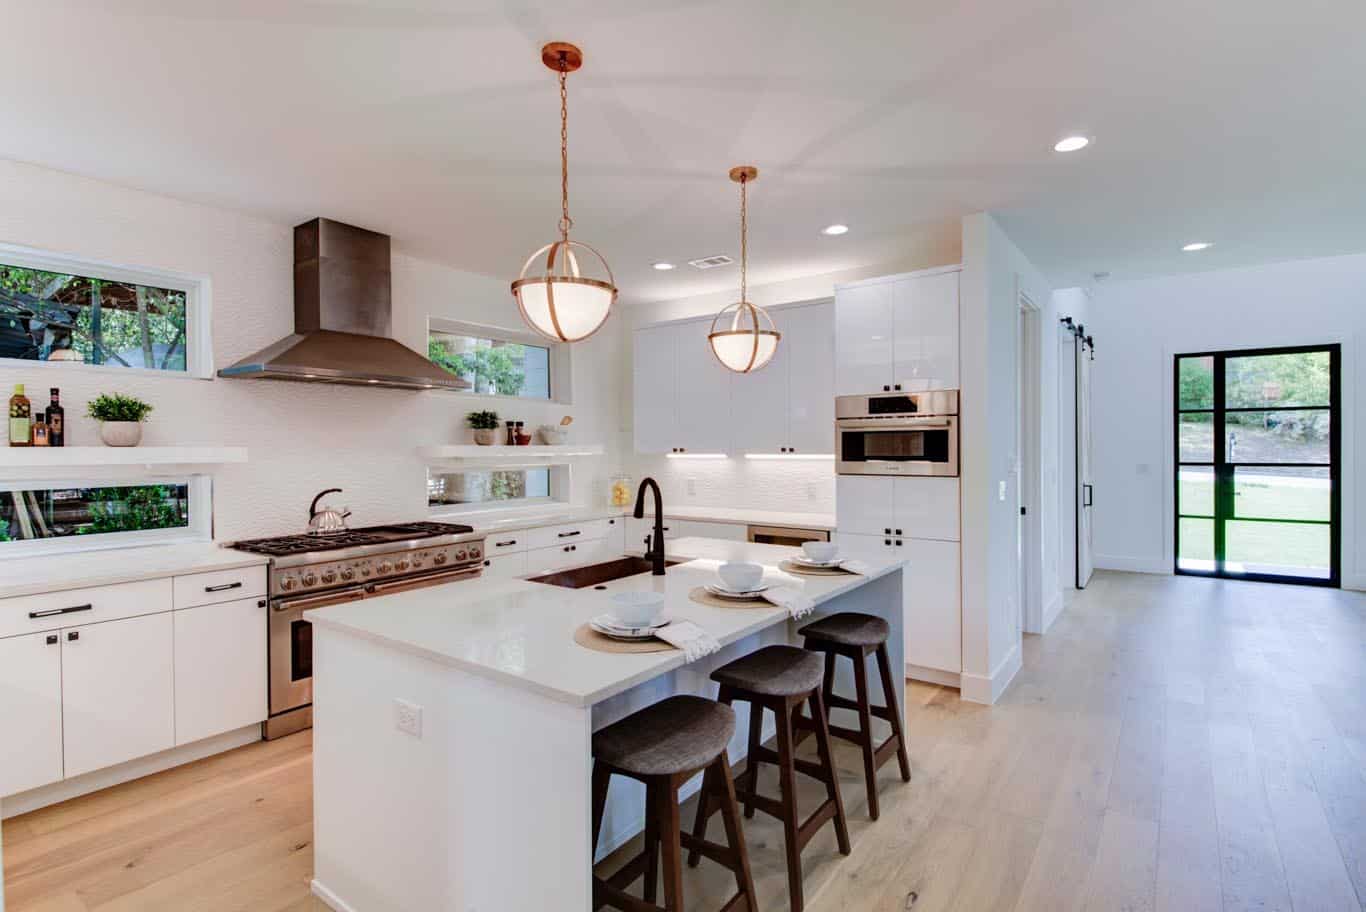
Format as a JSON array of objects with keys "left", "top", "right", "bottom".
[{"left": 1173, "top": 342, "right": 1341, "bottom": 587}]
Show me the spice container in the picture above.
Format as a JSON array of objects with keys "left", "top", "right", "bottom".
[{"left": 610, "top": 473, "right": 633, "bottom": 507}]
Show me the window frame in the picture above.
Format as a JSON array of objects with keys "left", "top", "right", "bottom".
[
  {"left": 0, "top": 241, "right": 214, "bottom": 380},
  {"left": 427, "top": 317, "right": 571, "bottom": 405},
  {"left": 0, "top": 474, "right": 213, "bottom": 557},
  {"left": 426, "top": 463, "right": 571, "bottom": 517}
]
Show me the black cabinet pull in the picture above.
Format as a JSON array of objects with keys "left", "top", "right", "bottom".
[
  {"left": 883, "top": 385, "right": 890, "bottom": 392},
  {"left": 883, "top": 528, "right": 891, "bottom": 535},
  {"left": 557, "top": 530, "right": 582, "bottom": 538},
  {"left": 67, "top": 631, "right": 79, "bottom": 642},
  {"left": 894, "top": 384, "right": 902, "bottom": 391},
  {"left": 895, "top": 540, "right": 903, "bottom": 547},
  {"left": 204, "top": 581, "right": 242, "bottom": 593},
  {"left": 608, "top": 519, "right": 615, "bottom": 525},
  {"left": 29, "top": 603, "right": 93, "bottom": 619},
  {"left": 494, "top": 539, "right": 518, "bottom": 547},
  {"left": 885, "top": 539, "right": 892, "bottom": 546},
  {"left": 895, "top": 528, "right": 902, "bottom": 535},
  {"left": 484, "top": 559, "right": 491, "bottom": 567},
  {"left": 258, "top": 599, "right": 268, "bottom": 608},
  {"left": 46, "top": 634, "right": 58, "bottom": 645}
]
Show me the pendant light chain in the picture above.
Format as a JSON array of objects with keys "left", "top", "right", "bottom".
[
  {"left": 558, "top": 58, "right": 573, "bottom": 241},
  {"left": 739, "top": 172, "right": 748, "bottom": 304}
]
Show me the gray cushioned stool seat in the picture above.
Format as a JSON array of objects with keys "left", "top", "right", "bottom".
[
  {"left": 797, "top": 612, "right": 891, "bottom": 648},
  {"left": 593, "top": 695, "right": 736, "bottom": 777},
  {"left": 710, "top": 645, "right": 826, "bottom": 697}
]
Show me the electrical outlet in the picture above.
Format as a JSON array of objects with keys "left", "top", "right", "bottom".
[
  {"left": 998, "top": 480, "right": 1007, "bottom": 502},
  {"left": 686, "top": 477, "right": 697, "bottom": 496},
  {"left": 806, "top": 483, "right": 818, "bottom": 501},
  {"left": 394, "top": 698, "right": 423, "bottom": 738}
]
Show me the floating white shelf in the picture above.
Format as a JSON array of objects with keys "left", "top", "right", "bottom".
[
  {"left": 0, "top": 446, "right": 248, "bottom": 468},
  {"left": 418, "top": 444, "right": 605, "bottom": 460}
]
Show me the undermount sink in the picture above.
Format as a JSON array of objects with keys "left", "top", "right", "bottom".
[{"left": 528, "top": 556, "right": 685, "bottom": 589}]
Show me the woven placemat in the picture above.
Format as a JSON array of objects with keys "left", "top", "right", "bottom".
[
  {"left": 688, "top": 586, "right": 771, "bottom": 609},
  {"left": 573, "top": 623, "right": 676, "bottom": 654},
  {"left": 778, "top": 559, "right": 853, "bottom": 577}
]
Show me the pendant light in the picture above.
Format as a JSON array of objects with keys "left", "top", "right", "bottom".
[
  {"left": 511, "top": 42, "right": 617, "bottom": 342},
  {"left": 708, "top": 166, "right": 780, "bottom": 373}
]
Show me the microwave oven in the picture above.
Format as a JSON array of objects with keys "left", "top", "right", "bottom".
[{"left": 835, "top": 390, "right": 959, "bottom": 476}]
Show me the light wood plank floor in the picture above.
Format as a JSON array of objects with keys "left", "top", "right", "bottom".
[{"left": 4, "top": 570, "right": 1364, "bottom": 911}]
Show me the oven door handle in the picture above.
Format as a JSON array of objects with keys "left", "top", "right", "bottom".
[
  {"left": 837, "top": 419, "right": 954, "bottom": 431},
  {"left": 367, "top": 564, "right": 482, "bottom": 595},
  {"left": 272, "top": 587, "right": 368, "bottom": 613}
]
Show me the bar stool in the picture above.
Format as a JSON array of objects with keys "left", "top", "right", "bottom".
[
  {"left": 797, "top": 612, "right": 911, "bottom": 821},
  {"left": 691, "top": 645, "right": 850, "bottom": 912},
  {"left": 591, "top": 695, "right": 757, "bottom": 912}
]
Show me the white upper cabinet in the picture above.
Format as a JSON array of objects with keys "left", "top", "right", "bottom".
[
  {"left": 673, "top": 321, "right": 733, "bottom": 454},
  {"left": 834, "top": 282, "right": 894, "bottom": 395},
  {"left": 633, "top": 324, "right": 679, "bottom": 454},
  {"left": 0, "top": 631, "right": 63, "bottom": 796},
  {"left": 729, "top": 301, "right": 834, "bottom": 455},
  {"left": 836, "top": 268, "right": 960, "bottom": 395}
]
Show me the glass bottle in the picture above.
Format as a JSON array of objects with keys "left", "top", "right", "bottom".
[
  {"left": 8, "top": 383, "right": 32, "bottom": 447},
  {"left": 45, "top": 388, "right": 64, "bottom": 447}
]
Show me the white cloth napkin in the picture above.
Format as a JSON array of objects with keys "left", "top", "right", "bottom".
[
  {"left": 762, "top": 586, "right": 815, "bottom": 619},
  {"left": 654, "top": 621, "right": 721, "bottom": 662},
  {"left": 838, "top": 559, "right": 871, "bottom": 575}
]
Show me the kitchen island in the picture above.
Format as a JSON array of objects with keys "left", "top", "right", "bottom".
[{"left": 305, "top": 537, "right": 906, "bottom": 912}]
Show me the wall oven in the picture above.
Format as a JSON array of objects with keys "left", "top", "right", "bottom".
[{"left": 836, "top": 389, "right": 959, "bottom": 476}]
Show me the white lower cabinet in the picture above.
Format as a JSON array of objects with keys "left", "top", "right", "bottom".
[
  {"left": 482, "top": 551, "right": 528, "bottom": 580},
  {"left": 173, "top": 598, "right": 268, "bottom": 746},
  {"left": 835, "top": 532, "right": 961, "bottom": 675},
  {"left": 0, "top": 630, "right": 64, "bottom": 796},
  {"left": 625, "top": 517, "right": 748, "bottom": 550},
  {"left": 62, "top": 612, "right": 175, "bottom": 779},
  {"left": 524, "top": 537, "right": 617, "bottom": 577}
]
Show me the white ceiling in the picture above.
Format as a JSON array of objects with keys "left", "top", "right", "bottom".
[{"left": 3, "top": 0, "right": 1364, "bottom": 299}]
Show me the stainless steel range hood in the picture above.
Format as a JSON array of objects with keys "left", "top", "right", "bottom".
[{"left": 218, "top": 218, "right": 470, "bottom": 391}]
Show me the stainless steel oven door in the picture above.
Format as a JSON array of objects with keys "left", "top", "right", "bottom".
[
  {"left": 268, "top": 584, "right": 366, "bottom": 718},
  {"left": 836, "top": 415, "right": 959, "bottom": 476}
]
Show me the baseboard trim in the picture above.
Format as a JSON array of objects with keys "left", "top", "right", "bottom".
[
  {"left": 959, "top": 641, "right": 1022, "bottom": 705},
  {"left": 904, "top": 663, "right": 961, "bottom": 689},
  {"left": 1039, "top": 591, "right": 1064, "bottom": 634},
  {"left": 1, "top": 724, "right": 261, "bottom": 819},
  {"left": 1094, "top": 554, "right": 1169, "bottom": 574},
  {"left": 311, "top": 880, "right": 356, "bottom": 912},
  {"left": 1343, "top": 573, "right": 1366, "bottom": 592}
]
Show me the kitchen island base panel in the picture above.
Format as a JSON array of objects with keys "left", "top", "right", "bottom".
[{"left": 309, "top": 562, "right": 902, "bottom": 911}]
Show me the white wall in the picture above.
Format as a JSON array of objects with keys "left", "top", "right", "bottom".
[
  {"left": 959, "top": 213, "right": 1051, "bottom": 702},
  {"left": 623, "top": 221, "right": 961, "bottom": 515},
  {"left": 1088, "top": 254, "right": 1364, "bottom": 589},
  {"left": 0, "top": 159, "right": 625, "bottom": 541}
]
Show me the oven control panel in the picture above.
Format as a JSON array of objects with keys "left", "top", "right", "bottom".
[{"left": 272, "top": 541, "right": 484, "bottom": 596}]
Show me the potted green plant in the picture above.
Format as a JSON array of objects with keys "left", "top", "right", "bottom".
[
  {"left": 86, "top": 393, "right": 153, "bottom": 447},
  {"left": 466, "top": 409, "right": 500, "bottom": 446}
]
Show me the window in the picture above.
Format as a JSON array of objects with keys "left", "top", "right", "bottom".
[
  {"left": 428, "top": 468, "right": 553, "bottom": 509},
  {"left": 0, "top": 244, "right": 209, "bottom": 377},
  {"left": 427, "top": 318, "right": 563, "bottom": 401},
  {"left": 0, "top": 481, "right": 195, "bottom": 550}
]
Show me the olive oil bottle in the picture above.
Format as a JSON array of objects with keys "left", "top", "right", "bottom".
[{"left": 9, "top": 383, "right": 32, "bottom": 446}]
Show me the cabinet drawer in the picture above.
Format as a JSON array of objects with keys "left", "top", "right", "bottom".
[
  {"left": 485, "top": 532, "right": 530, "bottom": 555},
  {"left": 524, "top": 538, "right": 615, "bottom": 577},
  {"left": 173, "top": 565, "right": 267, "bottom": 609},
  {"left": 524, "top": 519, "right": 610, "bottom": 551},
  {"left": 0, "top": 577, "right": 173, "bottom": 639},
  {"left": 482, "top": 551, "right": 528, "bottom": 580}
]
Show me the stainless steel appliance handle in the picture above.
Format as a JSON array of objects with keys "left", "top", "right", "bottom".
[
  {"left": 367, "top": 564, "right": 481, "bottom": 595},
  {"left": 272, "top": 587, "right": 367, "bottom": 613},
  {"left": 836, "top": 419, "right": 954, "bottom": 431}
]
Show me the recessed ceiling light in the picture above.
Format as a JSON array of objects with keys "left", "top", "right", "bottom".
[
  {"left": 652, "top": 262, "right": 675, "bottom": 271},
  {"left": 1182, "top": 242, "right": 1212, "bottom": 252},
  {"left": 821, "top": 224, "right": 849, "bottom": 236},
  {"left": 1053, "top": 136, "right": 1090, "bottom": 152}
]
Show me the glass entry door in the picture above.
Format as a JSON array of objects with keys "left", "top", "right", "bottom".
[{"left": 1175, "top": 345, "right": 1340, "bottom": 585}]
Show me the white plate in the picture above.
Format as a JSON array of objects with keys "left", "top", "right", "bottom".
[
  {"left": 591, "top": 616, "right": 672, "bottom": 638},
  {"left": 788, "top": 555, "right": 842, "bottom": 568},
  {"left": 705, "top": 583, "right": 769, "bottom": 600}
]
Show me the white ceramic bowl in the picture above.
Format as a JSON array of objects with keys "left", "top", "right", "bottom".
[
  {"left": 801, "top": 541, "right": 839, "bottom": 563},
  {"left": 610, "top": 591, "right": 666, "bottom": 627},
  {"left": 718, "top": 562, "right": 764, "bottom": 592}
]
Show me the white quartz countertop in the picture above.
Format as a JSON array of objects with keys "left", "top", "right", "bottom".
[
  {"left": 0, "top": 542, "right": 269, "bottom": 600},
  {"left": 643, "top": 505, "right": 836, "bottom": 531},
  {"left": 431, "top": 504, "right": 836, "bottom": 533},
  {"left": 305, "top": 537, "right": 904, "bottom": 707}
]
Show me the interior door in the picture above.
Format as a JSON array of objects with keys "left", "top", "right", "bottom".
[
  {"left": 1175, "top": 345, "right": 1339, "bottom": 585},
  {"left": 1076, "top": 342, "right": 1095, "bottom": 588}
]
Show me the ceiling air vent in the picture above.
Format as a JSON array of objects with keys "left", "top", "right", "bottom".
[{"left": 688, "top": 254, "right": 734, "bottom": 270}]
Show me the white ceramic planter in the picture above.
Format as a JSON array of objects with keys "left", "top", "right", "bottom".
[
  {"left": 472, "top": 429, "right": 498, "bottom": 446},
  {"left": 99, "top": 421, "right": 144, "bottom": 447}
]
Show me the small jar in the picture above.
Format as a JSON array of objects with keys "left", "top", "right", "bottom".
[{"left": 610, "top": 473, "right": 632, "bottom": 508}]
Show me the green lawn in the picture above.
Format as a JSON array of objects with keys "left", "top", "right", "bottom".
[{"left": 1177, "top": 472, "right": 1331, "bottom": 575}]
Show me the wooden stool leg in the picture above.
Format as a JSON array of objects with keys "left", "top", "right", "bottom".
[
  {"left": 742, "top": 699, "right": 763, "bottom": 820},
  {"left": 851, "top": 651, "right": 880, "bottom": 821},
  {"left": 591, "top": 761, "right": 610, "bottom": 856},
  {"left": 656, "top": 776, "right": 685, "bottom": 912},
  {"left": 685, "top": 761, "right": 715, "bottom": 868},
  {"left": 810, "top": 689, "right": 851, "bottom": 856},
  {"left": 643, "top": 780, "right": 661, "bottom": 904},
  {"left": 715, "top": 754, "right": 759, "bottom": 910},
  {"left": 821, "top": 649, "right": 836, "bottom": 713},
  {"left": 774, "top": 698, "right": 805, "bottom": 912},
  {"left": 876, "top": 642, "right": 912, "bottom": 782}
]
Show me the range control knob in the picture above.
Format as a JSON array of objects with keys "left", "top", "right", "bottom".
[
  {"left": 360, "top": 566, "right": 372, "bottom": 577},
  {"left": 456, "top": 549, "right": 467, "bottom": 561},
  {"left": 279, "top": 576, "right": 297, "bottom": 591},
  {"left": 340, "top": 567, "right": 355, "bottom": 581},
  {"left": 378, "top": 561, "right": 393, "bottom": 574},
  {"left": 321, "top": 570, "right": 337, "bottom": 585},
  {"left": 301, "top": 572, "right": 317, "bottom": 588},
  {"left": 433, "top": 552, "right": 448, "bottom": 565},
  {"left": 397, "top": 559, "right": 411, "bottom": 572},
  {"left": 469, "top": 546, "right": 481, "bottom": 559}
]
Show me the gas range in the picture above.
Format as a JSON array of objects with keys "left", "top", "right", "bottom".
[{"left": 229, "top": 521, "right": 486, "bottom": 598}]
